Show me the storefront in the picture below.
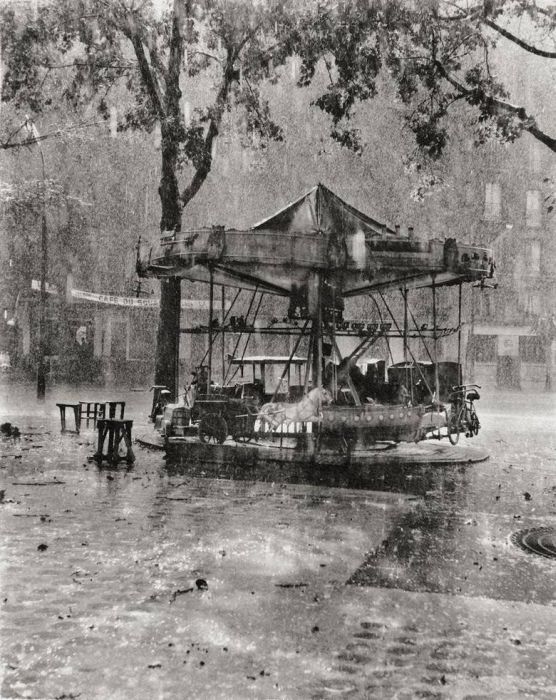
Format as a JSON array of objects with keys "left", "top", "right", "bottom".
[{"left": 472, "top": 325, "right": 553, "bottom": 390}]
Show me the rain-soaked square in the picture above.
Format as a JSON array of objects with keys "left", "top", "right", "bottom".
[
  {"left": 1, "top": 387, "right": 555, "bottom": 699},
  {"left": 2, "top": 1, "right": 556, "bottom": 698}
]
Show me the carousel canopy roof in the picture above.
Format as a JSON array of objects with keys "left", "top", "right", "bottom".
[
  {"left": 251, "top": 183, "right": 396, "bottom": 238},
  {"left": 141, "top": 183, "right": 494, "bottom": 296}
]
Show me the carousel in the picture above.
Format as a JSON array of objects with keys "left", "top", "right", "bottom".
[{"left": 138, "top": 184, "right": 494, "bottom": 467}]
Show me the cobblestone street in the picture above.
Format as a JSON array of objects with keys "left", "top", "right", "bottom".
[{"left": 1, "top": 385, "right": 555, "bottom": 699}]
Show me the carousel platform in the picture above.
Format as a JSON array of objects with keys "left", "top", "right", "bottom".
[{"left": 135, "top": 429, "right": 488, "bottom": 468}]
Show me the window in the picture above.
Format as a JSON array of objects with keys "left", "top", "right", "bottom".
[
  {"left": 519, "top": 335, "right": 545, "bottom": 363},
  {"left": 525, "top": 293, "right": 541, "bottom": 315},
  {"left": 474, "top": 335, "right": 497, "bottom": 362},
  {"left": 484, "top": 183, "right": 501, "bottom": 220},
  {"left": 529, "top": 140, "right": 542, "bottom": 172},
  {"left": 526, "top": 190, "right": 542, "bottom": 227},
  {"left": 528, "top": 240, "right": 541, "bottom": 274},
  {"left": 477, "top": 293, "right": 493, "bottom": 318}
]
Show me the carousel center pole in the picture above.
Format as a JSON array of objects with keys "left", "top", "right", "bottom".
[
  {"left": 221, "top": 285, "right": 225, "bottom": 385},
  {"left": 308, "top": 273, "right": 323, "bottom": 452},
  {"left": 432, "top": 277, "right": 440, "bottom": 402},
  {"left": 311, "top": 275, "right": 323, "bottom": 391},
  {"left": 207, "top": 266, "right": 214, "bottom": 396},
  {"left": 457, "top": 282, "right": 463, "bottom": 385},
  {"left": 402, "top": 285, "right": 412, "bottom": 403}
]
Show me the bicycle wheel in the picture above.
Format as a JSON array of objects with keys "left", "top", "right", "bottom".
[
  {"left": 469, "top": 408, "right": 480, "bottom": 436},
  {"left": 198, "top": 413, "right": 227, "bottom": 444},
  {"left": 447, "top": 406, "right": 461, "bottom": 445}
]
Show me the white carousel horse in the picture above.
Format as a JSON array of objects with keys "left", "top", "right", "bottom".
[{"left": 257, "top": 387, "right": 333, "bottom": 430}]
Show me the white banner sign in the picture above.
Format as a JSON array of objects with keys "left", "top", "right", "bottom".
[
  {"left": 71, "top": 288, "right": 230, "bottom": 310},
  {"left": 32, "top": 281, "right": 229, "bottom": 310},
  {"left": 71, "top": 288, "right": 159, "bottom": 307}
]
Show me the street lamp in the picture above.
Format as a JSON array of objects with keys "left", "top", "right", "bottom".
[{"left": 25, "top": 117, "right": 47, "bottom": 400}]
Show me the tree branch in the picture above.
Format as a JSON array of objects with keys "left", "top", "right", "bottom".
[
  {"left": 165, "top": 0, "right": 184, "bottom": 117},
  {"left": 181, "top": 53, "right": 235, "bottom": 206},
  {"left": 483, "top": 17, "right": 556, "bottom": 58},
  {"left": 0, "top": 120, "right": 103, "bottom": 150},
  {"left": 40, "top": 61, "right": 136, "bottom": 70},
  {"left": 147, "top": 40, "right": 168, "bottom": 89},
  {"left": 232, "top": 21, "right": 263, "bottom": 62},
  {"left": 119, "top": 7, "right": 166, "bottom": 121},
  {"left": 190, "top": 51, "right": 222, "bottom": 63},
  {"left": 437, "top": 2, "right": 482, "bottom": 21},
  {"left": 129, "top": 33, "right": 166, "bottom": 119},
  {"left": 438, "top": 2, "right": 556, "bottom": 58},
  {"left": 434, "top": 60, "right": 556, "bottom": 153}
]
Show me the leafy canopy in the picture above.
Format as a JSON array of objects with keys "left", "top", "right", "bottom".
[
  {"left": 1, "top": 0, "right": 298, "bottom": 222},
  {"left": 285, "top": 0, "right": 556, "bottom": 159}
]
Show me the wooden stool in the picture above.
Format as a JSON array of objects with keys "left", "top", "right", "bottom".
[
  {"left": 94, "top": 419, "right": 135, "bottom": 465},
  {"left": 56, "top": 403, "right": 81, "bottom": 434},
  {"left": 104, "top": 401, "right": 125, "bottom": 419},
  {"left": 79, "top": 401, "right": 105, "bottom": 427}
]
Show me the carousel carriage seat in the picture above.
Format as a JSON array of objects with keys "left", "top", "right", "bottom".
[{"left": 288, "top": 385, "right": 305, "bottom": 401}]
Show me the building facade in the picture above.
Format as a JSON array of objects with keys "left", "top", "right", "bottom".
[{"left": 470, "top": 133, "right": 556, "bottom": 391}]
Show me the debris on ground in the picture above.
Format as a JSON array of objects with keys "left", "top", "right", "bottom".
[
  {"left": 170, "top": 587, "right": 194, "bottom": 602},
  {"left": 1, "top": 423, "right": 20, "bottom": 441}
]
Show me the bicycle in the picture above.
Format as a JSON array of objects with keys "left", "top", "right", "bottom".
[{"left": 446, "top": 384, "right": 481, "bottom": 445}]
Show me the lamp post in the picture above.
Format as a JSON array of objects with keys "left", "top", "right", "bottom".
[{"left": 25, "top": 118, "right": 47, "bottom": 400}]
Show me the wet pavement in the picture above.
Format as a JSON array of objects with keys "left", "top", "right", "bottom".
[{"left": 1, "top": 383, "right": 555, "bottom": 699}]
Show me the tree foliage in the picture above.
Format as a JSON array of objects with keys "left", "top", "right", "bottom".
[
  {"left": 285, "top": 0, "right": 556, "bottom": 161},
  {"left": 1, "top": 0, "right": 303, "bottom": 392},
  {"left": 1, "top": 0, "right": 298, "bottom": 229}
]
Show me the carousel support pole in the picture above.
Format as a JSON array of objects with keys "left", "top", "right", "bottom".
[
  {"left": 311, "top": 277, "right": 323, "bottom": 453},
  {"left": 468, "top": 285, "right": 476, "bottom": 383},
  {"left": 223, "top": 287, "right": 257, "bottom": 384},
  {"left": 432, "top": 278, "right": 440, "bottom": 402},
  {"left": 402, "top": 286, "right": 412, "bottom": 403},
  {"left": 303, "top": 328, "right": 313, "bottom": 394},
  {"left": 312, "top": 314, "right": 323, "bottom": 390},
  {"left": 175, "top": 298, "right": 180, "bottom": 398},
  {"left": 270, "top": 319, "right": 309, "bottom": 403},
  {"left": 380, "top": 291, "right": 429, "bottom": 383},
  {"left": 314, "top": 275, "right": 323, "bottom": 389},
  {"left": 457, "top": 282, "right": 463, "bottom": 384},
  {"left": 403, "top": 286, "right": 409, "bottom": 362},
  {"left": 207, "top": 266, "right": 214, "bottom": 396},
  {"left": 221, "top": 286, "right": 225, "bottom": 385},
  {"left": 330, "top": 286, "right": 338, "bottom": 401}
]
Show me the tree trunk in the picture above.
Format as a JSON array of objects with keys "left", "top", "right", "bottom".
[
  {"left": 154, "top": 278, "right": 181, "bottom": 398},
  {"left": 154, "top": 130, "right": 182, "bottom": 400}
]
